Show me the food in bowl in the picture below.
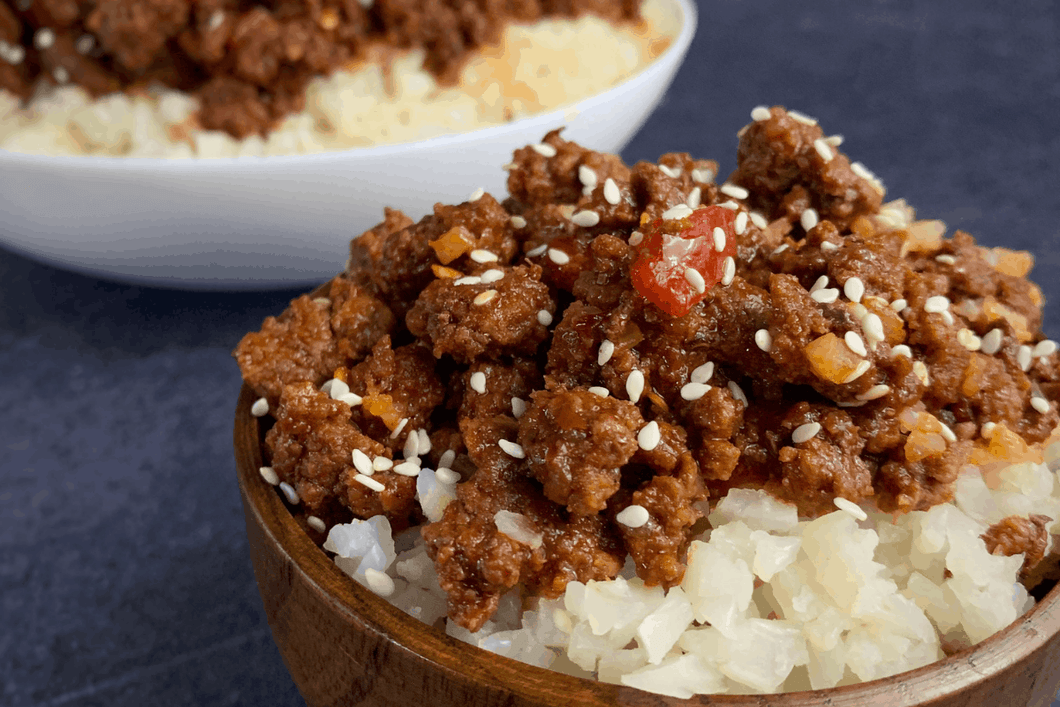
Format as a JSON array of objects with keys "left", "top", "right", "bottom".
[
  {"left": 0, "top": 0, "right": 674, "bottom": 157},
  {"left": 233, "top": 105, "right": 1060, "bottom": 697}
]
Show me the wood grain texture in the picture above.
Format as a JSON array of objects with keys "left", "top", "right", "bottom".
[{"left": 234, "top": 382, "right": 1060, "bottom": 707}]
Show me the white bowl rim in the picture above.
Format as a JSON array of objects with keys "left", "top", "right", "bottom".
[{"left": 0, "top": 0, "right": 697, "bottom": 173}]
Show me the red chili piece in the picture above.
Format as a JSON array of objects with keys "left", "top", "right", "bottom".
[{"left": 630, "top": 205, "right": 737, "bottom": 317}]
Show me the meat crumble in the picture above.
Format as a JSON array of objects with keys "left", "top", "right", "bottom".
[{"left": 235, "top": 106, "right": 1060, "bottom": 630}]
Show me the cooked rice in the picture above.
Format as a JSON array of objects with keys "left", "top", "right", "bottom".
[
  {"left": 0, "top": 0, "right": 674, "bottom": 158},
  {"left": 324, "top": 433, "right": 1060, "bottom": 697}
]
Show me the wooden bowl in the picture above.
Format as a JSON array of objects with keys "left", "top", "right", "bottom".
[{"left": 234, "top": 382, "right": 1060, "bottom": 707}]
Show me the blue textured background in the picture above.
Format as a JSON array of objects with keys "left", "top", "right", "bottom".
[{"left": 1, "top": 0, "right": 1058, "bottom": 704}]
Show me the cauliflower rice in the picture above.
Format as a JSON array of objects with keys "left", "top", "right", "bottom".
[{"left": 0, "top": 0, "right": 674, "bottom": 159}]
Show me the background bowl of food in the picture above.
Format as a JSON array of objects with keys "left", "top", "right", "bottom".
[
  {"left": 230, "top": 106, "right": 1060, "bottom": 706},
  {"left": 0, "top": 0, "right": 695, "bottom": 288}
]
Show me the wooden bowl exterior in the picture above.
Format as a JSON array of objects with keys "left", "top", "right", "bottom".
[{"left": 235, "top": 382, "right": 1060, "bottom": 707}]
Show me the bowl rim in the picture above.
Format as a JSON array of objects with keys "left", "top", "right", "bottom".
[
  {"left": 234, "top": 375, "right": 1060, "bottom": 707},
  {"left": 0, "top": 0, "right": 697, "bottom": 172}
]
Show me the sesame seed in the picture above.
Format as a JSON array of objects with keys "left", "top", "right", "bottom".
[
  {"left": 718, "top": 201, "right": 740, "bottom": 210},
  {"left": 307, "top": 516, "right": 327, "bottom": 533},
  {"left": 826, "top": 135, "right": 844, "bottom": 146},
  {"left": 680, "top": 382, "right": 711, "bottom": 401},
  {"left": 842, "top": 360, "right": 872, "bottom": 383},
  {"left": 579, "top": 165, "right": 598, "bottom": 188},
  {"left": 687, "top": 186, "right": 702, "bottom": 209},
  {"left": 844, "top": 331, "right": 868, "bottom": 357},
  {"left": 800, "top": 208, "right": 819, "bottom": 232},
  {"left": 751, "top": 105, "right": 772, "bottom": 121},
  {"left": 454, "top": 276, "right": 482, "bottom": 286},
  {"left": 470, "top": 249, "right": 498, "bottom": 263},
  {"left": 52, "top": 67, "right": 69, "bottom": 84},
  {"left": 981, "top": 421, "right": 997, "bottom": 439},
  {"left": 493, "top": 439, "right": 524, "bottom": 460},
  {"left": 850, "top": 303, "right": 868, "bottom": 319},
  {"left": 510, "top": 215, "right": 527, "bottom": 229},
  {"left": 722, "top": 257, "right": 736, "bottom": 286},
  {"left": 862, "top": 313, "right": 885, "bottom": 346},
  {"left": 1018, "top": 345, "right": 1033, "bottom": 372},
  {"left": 628, "top": 231, "right": 644, "bottom": 246},
  {"left": 691, "top": 362, "right": 714, "bottom": 384},
  {"left": 438, "top": 450, "right": 456, "bottom": 469},
  {"left": 890, "top": 299, "right": 908, "bottom": 312},
  {"left": 851, "top": 162, "right": 874, "bottom": 181},
  {"left": 833, "top": 497, "right": 867, "bottom": 521},
  {"left": 403, "top": 430, "right": 420, "bottom": 459},
  {"left": 711, "top": 226, "right": 727, "bottom": 253},
  {"left": 731, "top": 212, "right": 748, "bottom": 236},
  {"left": 363, "top": 568, "right": 396, "bottom": 597},
  {"left": 935, "top": 254, "right": 957, "bottom": 265},
  {"left": 279, "top": 482, "right": 301, "bottom": 504},
  {"left": 526, "top": 244, "right": 547, "bottom": 257},
  {"left": 1031, "top": 397, "right": 1050, "bottom": 414},
  {"left": 537, "top": 309, "right": 553, "bottom": 326},
  {"left": 502, "top": 162, "right": 516, "bottom": 171},
  {"left": 720, "top": 183, "right": 749, "bottom": 200},
  {"left": 1034, "top": 340, "right": 1057, "bottom": 358},
  {"left": 980, "top": 328, "right": 1003, "bottom": 355},
  {"left": 938, "top": 422, "right": 957, "bottom": 443},
  {"left": 34, "top": 28, "right": 55, "bottom": 50},
  {"left": 856, "top": 384, "right": 891, "bottom": 401},
  {"left": 843, "top": 278, "right": 865, "bottom": 303},
  {"left": 924, "top": 296, "right": 950, "bottom": 314},
  {"left": 750, "top": 212, "right": 768, "bottom": 230},
  {"left": 373, "top": 456, "right": 394, "bottom": 471},
  {"left": 390, "top": 418, "right": 408, "bottom": 439},
  {"left": 340, "top": 393, "right": 363, "bottom": 407},
  {"left": 479, "top": 269, "right": 504, "bottom": 284},
  {"left": 548, "top": 248, "right": 570, "bottom": 265},
  {"left": 626, "top": 370, "right": 645, "bottom": 403},
  {"left": 392, "top": 461, "right": 420, "bottom": 477},
  {"left": 354, "top": 474, "right": 385, "bottom": 492},
  {"left": 810, "top": 275, "right": 829, "bottom": 293},
  {"left": 685, "top": 267, "right": 707, "bottom": 294},
  {"left": 588, "top": 386, "right": 610, "bottom": 398},
  {"left": 787, "top": 110, "right": 818, "bottom": 126},
  {"left": 754, "top": 329, "right": 773, "bottom": 353},
  {"left": 598, "top": 340, "right": 615, "bottom": 366},
  {"left": 913, "top": 361, "right": 930, "bottom": 386},
  {"left": 511, "top": 397, "right": 528, "bottom": 418},
  {"left": 957, "top": 328, "right": 982, "bottom": 352},
  {"left": 74, "top": 34, "right": 94, "bottom": 55},
  {"left": 601, "top": 178, "right": 621, "bottom": 206},
  {"left": 572, "top": 210, "right": 600, "bottom": 227},
  {"left": 811, "top": 288, "right": 839, "bottom": 304},
  {"left": 773, "top": 244, "right": 790, "bottom": 256},
  {"left": 662, "top": 204, "right": 694, "bottom": 220},
  {"left": 352, "top": 449, "right": 373, "bottom": 476},
  {"left": 636, "top": 421, "right": 661, "bottom": 451},
  {"left": 813, "top": 139, "right": 834, "bottom": 162},
  {"left": 251, "top": 397, "right": 269, "bottom": 417},
  {"left": 435, "top": 467, "right": 461, "bottom": 484},
  {"left": 821, "top": 242, "right": 839, "bottom": 253},
  {"left": 728, "top": 380, "right": 748, "bottom": 406},
  {"left": 469, "top": 371, "right": 487, "bottom": 394},
  {"left": 891, "top": 345, "right": 912, "bottom": 358},
  {"left": 532, "top": 143, "right": 557, "bottom": 157},
  {"left": 617, "top": 504, "right": 650, "bottom": 528},
  {"left": 691, "top": 168, "right": 714, "bottom": 183},
  {"left": 792, "top": 422, "right": 821, "bottom": 444},
  {"left": 468, "top": 187, "right": 485, "bottom": 202},
  {"left": 473, "top": 290, "right": 498, "bottom": 306},
  {"left": 259, "top": 466, "right": 280, "bottom": 485},
  {"left": 418, "top": 429, "right": 431, "bottom": 454},
  {"left": 659, "top": 164, "right": 681, "bottom": 179},
  {"left": 329, "top": 379, "right": 350, "bottom": 399}
]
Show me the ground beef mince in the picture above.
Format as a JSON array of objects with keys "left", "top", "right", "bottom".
[
  {"left": 982, "top": 514, "right": 1051, "bottom": 577},
  {"left": 0, "top": 0, "right": 641, "bottom": 138},
  {"left": 234, "top": 106, "right": 1060, "bottom": 629}
]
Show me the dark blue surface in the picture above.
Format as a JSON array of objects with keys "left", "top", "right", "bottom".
[{"left": 2, "top": 1, "right": 1059, "bottom": 705}]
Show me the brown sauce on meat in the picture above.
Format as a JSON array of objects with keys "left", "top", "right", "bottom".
[
  {"left": 0, "top": 0, "right": 640, "bottom": 138},
  {"left": 235, "top": 106, "right": 1060, "bottom": 630}
]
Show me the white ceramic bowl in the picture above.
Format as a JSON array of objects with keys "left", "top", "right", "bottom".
[{"left": 0, "top": 0, "right": 696, "bottom": 289}]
